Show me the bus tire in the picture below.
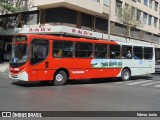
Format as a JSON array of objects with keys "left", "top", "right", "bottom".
[
  {"left": 121, "top": 69, "right": 131, "bottom": 81},
  {"left": 54, "top": 70, "right": 67, "bottom": 86}
]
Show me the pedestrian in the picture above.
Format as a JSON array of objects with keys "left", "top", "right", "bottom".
[{"left": 126, "top": 50, "right": 132, "bottom": 58}]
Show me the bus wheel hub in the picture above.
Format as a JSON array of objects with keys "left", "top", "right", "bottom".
[
  {"left": 124, "top": 72, "right": 129, "bottom": 79},
  {"left": 56, "top": 74, "right": 63, "bottom": 82}
]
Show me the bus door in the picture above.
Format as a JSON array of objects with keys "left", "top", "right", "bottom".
[{"left": 29, "top": 39, "right": 50, "bottom": 81}]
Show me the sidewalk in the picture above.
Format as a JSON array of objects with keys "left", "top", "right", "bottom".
[{"left": 0, "top": 62, "right": 9, "bottom": 72}]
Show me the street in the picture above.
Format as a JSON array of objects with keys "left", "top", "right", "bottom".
[{"left": 0, "top": 72, "right": 160, "bottom": 119}]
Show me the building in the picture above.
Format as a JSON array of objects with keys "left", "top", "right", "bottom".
[
  {"left": 113, "top": 0, "right": 160, "bottom": 42},
  {"left": 0, "top": 0, "right": 160, "bottom": 61}
]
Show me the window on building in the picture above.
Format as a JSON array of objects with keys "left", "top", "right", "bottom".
[
  {"left": 154, "top": 17, "right": 158, "bottom": 27},
  {"left": 154, "top": 1, "right": 158, "bottom": 11},
  {"left": 95, "top": 17, "right": 107, "bottom": 31},
  {"left": 76, "top": 42, "right": 93, "bottom": 58},
  {"left": 109, "top": 45, "right": 120, "bottom": 59},
  {"left": 94, "top": 44, "right": 108, "bottom": 58},
  {"left": 136, "top": 9, "right": 141, "bottom": 21},
  {"left": 115, "top": 23, "right": 127, "bottom": 35},
  {"left": 144, "top": 47, "right": 153, "bottom": 60},
  {"left": 124, "top": 3, "right": 129, "bottom": 9},
  {"left": 45, "top": 8, "right": 76, "bottom": 24},
  {"left": 132, "top": 0, "right": 136, "bottom": 2},
  {"left": 133, "top": 46, "right": 143, "bottom": 59},
  {"left": 104, "top": 0, "right": 110, "bottom": 6},
  {"left": 131, "top": 7, "right": 136, "bottom": 19},
  {"left": 149, "top": 0, "right": 153, "bottom": 8},
  {"left": 137, "top": 0, "right": 141, "bottom": 3},
  {"left": 143, "top": 12, "right": 148, "bottom": 24},
  {"left": 53, "top": 41, "right": 74, "bottom": 58},
  {"left": 115, "top": 0, "right": 122, "bottom": 13},
  {"left": 148, "top": 15, "right": 152, "bottom": 25},
  {"left": 144, "top": 0, "right": 148, "bottom": 6},
  {"left": 92, "top": 0, "right": 100, "bottom": 2},
  {"left": 82, "top": 13, "right": 92, "bottom": 28},
  {"left": 122, "top": 46, "right": 132, "bottom": 59}
]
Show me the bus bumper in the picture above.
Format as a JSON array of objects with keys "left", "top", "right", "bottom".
[{"left": 9, "top": 71, "right": 28, "bottom": 81}]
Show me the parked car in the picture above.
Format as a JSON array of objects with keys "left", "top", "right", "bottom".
[{"left": 155, "top": 60, "right": 160, "bottom": 73}]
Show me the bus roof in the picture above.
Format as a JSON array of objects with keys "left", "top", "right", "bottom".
[
  {"left": 16, "top": 34, "right": 117, "bottom": 45},
  {"left": 15, "top": 34, "right": 155, "bottom": 47}
]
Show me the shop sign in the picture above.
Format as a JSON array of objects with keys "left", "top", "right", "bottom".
[{"left": 72, "top": 28, "right": 93, "bottom": 37}]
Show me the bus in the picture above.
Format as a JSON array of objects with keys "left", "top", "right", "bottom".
[{"left": 9, "top": 34, "right": 155, "bottom": 85}]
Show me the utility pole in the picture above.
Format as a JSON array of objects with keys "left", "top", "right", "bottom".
[{"left": 108, "top": 0, "right": 111, "bottom": 41}]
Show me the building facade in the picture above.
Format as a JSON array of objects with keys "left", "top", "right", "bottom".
[
  {"left": 113, "top": 0, "right": 160, "bottom": 43},
  {"left": 0, "top": 0, "right": 159, "bottom": 41},
  {"left": 0, "top": 0, "right": 160, "bottom": 61},
  {"left": 32, "top": 0, "right": 160, "bottom": 42}
]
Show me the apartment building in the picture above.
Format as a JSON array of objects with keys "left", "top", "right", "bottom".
[
  {"left": 113, "top": 0, "right": 160, "bottom": 42},
  {"left": 0, "top": 0, "right": 160, "bottom": 43}
]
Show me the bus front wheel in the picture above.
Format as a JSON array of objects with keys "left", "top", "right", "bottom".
[
  {"left": 121, "top": 69, "right": 131, "bottom": 81},
  {"left": 54, "top": 70, "right": 67, "bottom": 86}
]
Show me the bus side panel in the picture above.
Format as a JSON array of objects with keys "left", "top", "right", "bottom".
[
  {"left": 122, "top": 59, "right": 154, "bottom": 76},
  {"left": 27, "top": 63, "right": 55, "bottom": 81},
  {"left": 51, "top": 58, "right": 122, "bottom": 80},
  {"left": 69, "top": 68, "right": 122, "bottom": 79},
  {"left": 27, "top": 58, "right": 122, "bottom": 81}
]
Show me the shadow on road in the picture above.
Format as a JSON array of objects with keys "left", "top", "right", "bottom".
[
  {"left": 11, "top": 75, "right": 153, "bottom": 87},
  {"left": 12, "top": 81, "right": 54, "bottom": 87},
  {"left": 130, "top": 75, "right": 154, "bottom": 80}
]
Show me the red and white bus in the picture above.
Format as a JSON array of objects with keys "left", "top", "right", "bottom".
[{"left": 9, "top": 34, "right": 155, "bottom": 85}]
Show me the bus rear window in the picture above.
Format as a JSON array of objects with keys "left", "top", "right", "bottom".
[{"left": 13, "top": 36, "right": 27, "bottom": 42}]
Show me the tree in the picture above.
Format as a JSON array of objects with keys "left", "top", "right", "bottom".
[
  {"left": 0, "top": 0, "right": 22, "bottom": 30},
  {"left": 0, "top": 0, "right": 21, "bottom": 14},
  {"left": 117, "top": 6, "right": 142, "bottom": 38}
]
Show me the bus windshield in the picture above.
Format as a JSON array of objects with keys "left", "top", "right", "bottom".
[{"left": 10, "top": 43, "right": 28, "bottom": 67}]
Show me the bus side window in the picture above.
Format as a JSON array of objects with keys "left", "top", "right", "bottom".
[
  {"left": 75, "top": 42, "right": 93, "bottom": 58},
  {"left": 144, "top": 47, "right": 153, "bottom": 60},
  {"left": 94, "top": 44, "right": 108, "bottom": 58},
  {"left": 53, "top": 41, "right": 73, "bottom": 58},
  {"left": 133, "top": 46, "right": 143, "bottom": 59},
  {"left": 109, "top": 45, "right": 120, "bottom": 59},
  {"left": 122, "top": 45, "right": 132, "bottom": 59}
]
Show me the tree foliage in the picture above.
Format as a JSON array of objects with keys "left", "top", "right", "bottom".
[
  {"left": 0, "top": 0, "right": 21, "bottom": 14},
  {"left": 0, "top": 0, "right": 22, "bottom": 30},
  {"left": 117, "top": 6, "right": 142, "bottom": 37}
]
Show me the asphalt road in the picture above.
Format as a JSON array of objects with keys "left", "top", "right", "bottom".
[{"left": 0, "top": 72, "right": 160, "bottom": 119}]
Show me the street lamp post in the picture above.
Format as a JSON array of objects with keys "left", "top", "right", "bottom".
[{"left": 108, "top": 0, "right": 111, "bottom": 41}]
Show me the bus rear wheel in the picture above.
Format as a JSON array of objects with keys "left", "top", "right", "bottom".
[
  {"left": 54, "top": 70, "right": 67, "bottom": 86},
  {"left": 121, "top": 69, "right": 131, "bottom": 81}
]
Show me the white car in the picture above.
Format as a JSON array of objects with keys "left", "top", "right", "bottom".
[{"left": 155, "top": 60, "right": 160, "bottom": 73}]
